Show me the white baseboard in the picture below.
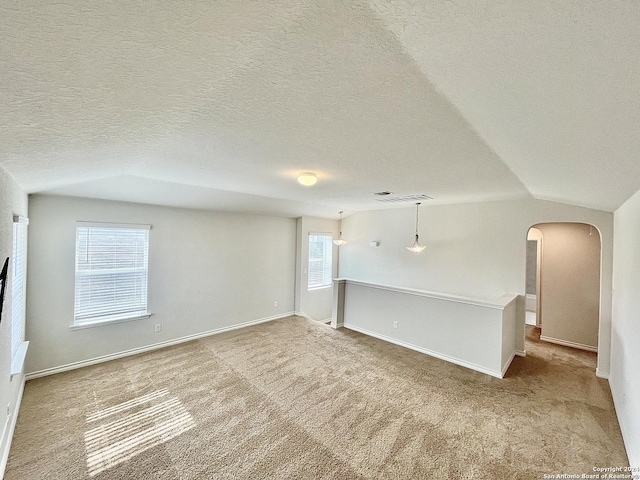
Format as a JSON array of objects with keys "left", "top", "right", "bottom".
[
  {"left": 595, "top": 369, "right": 609, "bottom": 379},
  {"left": 515, "top": 350, "right": 527, "bottom": 357},
  {"left": 1, "top": 377, "right": 25, "bottom": 479},
  {"left": 343, "top": 323, "right": 505, "bottom": 379},
  {"left": 0, "top": 417, "right": 7, "bottom": 476},
  {"left": 26, "top": 312, "right": 295, "bottom": 380},
  {"left": 539, "top": 335, "right": 598, "bottom": 352}
]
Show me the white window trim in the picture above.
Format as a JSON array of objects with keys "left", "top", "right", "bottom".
[
  {"left": 69, "top": 312, "right": 151, "bottom": 330},
  {"left": 73, "top": 221, "right": 151, "bottom": 328},
  {"left": 11, "top": 214, "right": 29, "bottom": 377},
  {"left": 307, "top": 232, "right": 334, "bottom": 291},
  {"left": 76, "top": 221, "right": 151, "bottom": 230}
]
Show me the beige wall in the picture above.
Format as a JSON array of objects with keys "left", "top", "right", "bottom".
[{"left": 536, "top": 223, "right": 601, "bottom": 350}]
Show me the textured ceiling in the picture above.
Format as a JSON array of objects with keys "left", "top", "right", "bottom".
[{"left": 1, "top": 1, "right": 638, "bottom": 217}]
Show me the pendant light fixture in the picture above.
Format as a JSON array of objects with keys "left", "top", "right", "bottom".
[
  {"left": 406, "top": 202, "right": 426, "bottom": 254},
  {"left": 333, "top": 211, "right": 347, "bottom": 246}
]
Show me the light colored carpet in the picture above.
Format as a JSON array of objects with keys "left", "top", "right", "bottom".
[{"left": 6, "top": 316, "right": 628, "bottom": 479}]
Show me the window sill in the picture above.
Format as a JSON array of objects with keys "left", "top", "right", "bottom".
[
  {"left": 308, "top": 285, "right": 332, "bottom": 291},
  {"left": 10, "top": 341, "right": 29, "bottom": 377},
  {"left": 70, "top": 313, "right": 152, "bottom": 330}
]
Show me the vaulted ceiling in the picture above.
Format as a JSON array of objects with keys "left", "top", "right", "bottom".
[{"left": 1, "top": 1, "right": 639, "bottom": 218}]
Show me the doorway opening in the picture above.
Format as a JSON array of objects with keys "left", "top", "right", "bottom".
[{"left": 525, "top": 223, "right": 601, "bottom": 354}]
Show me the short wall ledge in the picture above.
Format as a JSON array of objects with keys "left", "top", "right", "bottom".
[{"left": 10, "top": 341, "right": 29, "bottom": 377}]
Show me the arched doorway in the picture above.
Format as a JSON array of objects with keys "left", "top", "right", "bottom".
[{"left": 525, "top": 223, "right": 601, "bottom": 353}]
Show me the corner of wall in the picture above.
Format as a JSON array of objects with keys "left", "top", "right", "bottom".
[
  {"left": 0, "top": 166, "right": 29, "bottom": 478},
  {"left": 294, "top": 216, "right": 339, "bottom": 321},
  {"left": 610, "top": 188, "right": 640, "bottom": 468}
]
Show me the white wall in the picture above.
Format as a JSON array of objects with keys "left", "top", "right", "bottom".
[
  {"left": 294, "top": 216, "right": 339, "bottom": 321},
  {"left": 338, "top": 198, "right": 613, "bottom": 376},
  {"left": 536, "top": 223, "right": 600, "bottom": 350},
  {"left": 0, "top": 167, "right": 28, "bottom": 473},
  {"left": 611, "top": 188, "right": 640, "bottom": 468},
  {"left": 26, "top": 195, "right": 296, "bottom": 374}
]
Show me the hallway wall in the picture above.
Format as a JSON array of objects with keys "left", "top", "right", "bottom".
[{"left": 535, "top": 223, "right": 600, "bottom": 351}]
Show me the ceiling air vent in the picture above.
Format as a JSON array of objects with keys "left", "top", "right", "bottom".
[
  {"left": 372, "top": 191, "right": 393, "bottom": 196},
  {"left": 375, "top": 194, "right": 433, "bottom": 203}
]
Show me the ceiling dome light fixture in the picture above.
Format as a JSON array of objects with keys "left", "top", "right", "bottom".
[
  {"left": 297, "top": 172, "right": 318, "bottom": 186},
  {"left": 333, "top": 211, "right": 347, "bottom": 246},
  {"left": 406, "top": 202, "right": 427, "bottom": 254}
]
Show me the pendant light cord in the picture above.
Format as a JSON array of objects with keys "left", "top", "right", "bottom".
[{"left": 415, "top": 203, "right": 420, "bottom": 237}]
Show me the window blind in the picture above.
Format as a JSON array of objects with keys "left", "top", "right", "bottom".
[
  {"left": 11, "top": 216, "right": 28, "bottom": 358},
  {"left": 74, "top": 223, "right": 150, "bottom": 325},
  {"left": 308, "top": 233, "right": 333, "bottom": 289}
]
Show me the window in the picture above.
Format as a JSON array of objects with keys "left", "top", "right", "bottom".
[
  {"left": 308, "top": 233, "right": 333, "bottom": 290},
  {"left": 74, "top": 222, "right": 150, "bottom": 326},
  {"left": 12, "top": 215, "right": 28, "bottom": 371}
]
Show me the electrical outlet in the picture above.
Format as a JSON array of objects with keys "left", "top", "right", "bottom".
[
  {"left": 273, "top": 301, "right": 278, "bottom": 308},
  {"left": 393, "top": 321, "right": 398, "bottom": 328},
  {"left": 154, "top": 323, "right": 162, "bottom": 333}
]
